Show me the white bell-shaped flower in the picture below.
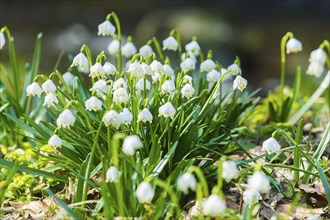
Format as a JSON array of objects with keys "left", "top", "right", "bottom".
[
  {"left": 106, "top": 166, "right": 121, "bottom": 183},
  {"left": 185, "top": 41, "right": 201, "bottom": 56},
  {"left": 222, "top": 161, "right": 239, "bottom": 182},
  {"left": 98, "top": 20, "right": 116, "bottom": 36},
  {"left": 85, "top": 96, "right": 103, "bottom": 111},
  {"left": 44, "top": 93, "right": 59, "bottom": 107},
  {"left": 139, "top": 44, "right": 153, "bottom": 58},
  {"left": 161, "top": 80, "right": 176, "bottom": 94},
  {"left": 136, "top": 181, "right": 155, "bottom": 204},
  {"left": 123, "top": 135, "right": 143, "bottom": 156},
  {"left": 159, "top": 102, "right": 176, "bottom": 119},
  {"left": 0, "top": 32, "right": 5, "bottom": 50},
  {"left": 72, "top": 53, "right": 89, "bottom": 73},
  {"left": 206, "top": 70, "right": 221, "bottom": 83},
  {"left": 247, "top": 172, "right": 271, "bottom": 193},
  {"left": 119, "top": 108, "right": 133, "bottom": 125},
  {"left": 220, "top": 68, "right": 232, "bottom": 82},
  {"left": 92, "top": 79, "right": 108, "bottom": 98},
  {"left": 141, "top": 63, "right": 152, "bottom": 76},
  {"left": 177, "top": 173, "right": 197, "bottom": 194},
  {"left": 62, "top": 72, "right": 75, "bottom": 85},
  {"left": 108, "top": 39, "right": 120, "bottom": 56},
  {"left": 103, "top": 62, "right": 117, "bottom": 75},
  {"left": 136, "top": 78, "right": 151, "bottom": 91},
  {"left": 286, "top": 38, "right": 302, "bottom": 54},
  {"left": 138, "top": 108, "right": 153, "bottom": 123},
  {"left": 113, "top": 78, "right": 128, "bottom": 90},
  {"left": 163, "top": 36, "right": 178, "bottom": 51},
  {"left": 113, "top": 88, "right": 129, "bottom": 104},
  {"left": 151, "top": 72, "right": 161, "bottom": 83},
  {"left": 243, "top": 189, "right": 261, "bottom": 206},
  {"left": 103, "top": 110, "right": 121, "bottom": 129},
  {"left": 233, "top": 75, "right": 247, "bottom": 92},
  {"left": 48, "top": 134, "right": 62, "bottom": 147},
  {"left": 122, "top": 42, "right": 137, "bottom": 58},
  {"left": 309, "top": 48, "right": 326, "bottom": 64},
  {"left": 180, "top": 58, "right": 196, "bottom": 72},
  {"left": 182, "top": 75, "right": 193, "bottom": 85},
  {"left": 150, "top": 60, "right": 164, "bottom": 74},
  {"left": 56, "top": 109, "right": 76, "bottom": 128},
  {"left": 42, "top": 80, "right": 56, "bottom": 94},
  {"left": 181, "top": 51, "right": 197, "bottom": 64},
  {"left": 26, "top": 82, "right": 42, "bottom": 97},
  {"left": 202, "top": 194, "right": 227, "bottom": 217},
  {"left": 181, "top": 84, "right": 195, "bottom": 99},
  {"left": 306, "top": 62, "right": 324, "bottom": 77},
  {"left": 163, "top": 64, "right": 175, "bottom": 79},
  {"left": 90, "top": 63, "right": 105, "bottom": 78},
  {"left": 228, "top": 63, "right": 242, "bottom": 75},
  {"left": 200, "top": 59, "right": 216, "bottom": 72},
  {"left": 262, "top": 137, "right": 281, "bottom": 155},
  {"left": 128, "top": 62, "right": 144, "bottom": 78}
]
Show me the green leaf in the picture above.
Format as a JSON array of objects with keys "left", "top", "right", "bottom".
[
  {"left": 47, "top": 189, "right": 79, "bottom": 220},
  {"left": 151, "top": 141, "right": 178, "bottom": 177},
  {"left": 315, "top": 160, "right": 330, "bottom": 205}
]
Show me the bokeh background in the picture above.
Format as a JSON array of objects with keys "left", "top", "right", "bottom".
[{"left": 1, "top": 0, "right": 329, "bottom": 94}]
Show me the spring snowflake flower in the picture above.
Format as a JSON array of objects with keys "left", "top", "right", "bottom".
[
  {"left": 180, "top": 57, "right": 196, "bottom": 72},
  {"left": 128, "top": 62, "right": 144, "bottom": 78},
  {"left": 181, "top": 84, "right": 195, "bottom": 99},
  {"left": 159, "top": 102, "right": 176, "bottom": 119},
  {"left": 202, "top": 194, "right": 227, "bottom": 217},
  {"left": 72, "top": 53, "right": 89, "bottom": 73},
  {"left": 306, "top": 62, "right": 324, "bottom": 77},
  {"left": 151, "top": 72, "right": 161, "bottom": 83},
  {"left": 122, "top": 42, "right": 137, "bottom": 58},
  {"left": 309, "top": 48, "right": 326, "bottom": 64},
  {"left": 286, "top": 38, "right": 302, "bottom": 54},
  {"left": 182, "top": 75, "right": 193, "bottom": 85},
  {"left": 113, "top": 78, "right": 127, "bottom": 90},
  {"left": 177, "top": 173, "right": 197, "bottom": 194},
  {"left": 182, "top": 51, "right": 197, "bottom": 64},
  {"left": 139, "top": 44, "right": 153, "bottom": 58},
  {"left": 228, "top": 63, "right": 242, "bottom": 75},
  {"left": 119, "top": 108, "right": 133, "bottom": 125},
  {"left": 26, "top": 82, "right": 42, "bottom": 97},
  {"left": 89, "top": 63, "right": 105, "bottom": 78},
  {"left": 44, "top": 93, "right": 59, "bottom": 107},
  {"left": 123, "top": 135, "right": 143, "bottom": 156},
  {"left": 136, "top": 78, "right": 151, "bottom": 91},
  {"left": 141, "top": 63, "right": 152, "bottom": 76},
  {"left": 233, "top": 75, "right": 248, "bottom": 92},
  {"left": 0, "top": 32, "right": 5, "bottom": 50},
  {"left": 48, "top": 134, "right": 62, "bottom": 147},
  {"left": 200, "top": 59, "right": 216, "bottom": 72},
  {"left": 206, "top": 70, "right": 221, "bottom": 83},
  {"left": 185, "top": 41, "right": 201, "bottom": 56},
  {"left": 41, "top": 80, "right": 56, "bottom": 94},
  {"left": 103, "top": 110, "right": 121, "bottom": 129},
  {"left": 150, "top": 60, "right": 164, "bottom": 74},
  {"left": 163, "top": 64, "right": 175, "bottom": 79},
  {"left": 108, "top": 39, "right": 120, "bottom": 56},
  {"left": 161, "top": 80, "right": 176, "bottom": 94},
  {"left": 103, "top": 62, "right": 117, "bottom": 75},
  {"left": 56, "top": 109, "right": 76, "bottom": 128},
  {"left": 163, "top": 36, "right": 178, "bottom": 51},
  {"left": 138, "top": 108, "right": 153, "bottom": 123},
  {"left": 262, "top": 137, "right": 281, "bottom": 154},
  {"left": 62, "top": 72, "right": 74, "bottom": 85},
  {"left": 113, "top": 88, "right": 129, "bottom": 104},
  {"left": 248, "top": 172, "right": 271, "bottom": 193},
  {"left": 106, "top": 166, "right": 121, "bottom": 183},
  {"left": 85, "top": 96, "right": 103, "bottom": 111},
  {"left": 98, "top": 20, "right": 116, "bottom": 36},
  {"left": 243, "top": 189, "right": 261, "bottom": 206},
  {"left": 222, "top": 161, "right": 239, "bottom": 182},
  {"left": 92, "top": 79, "right": 108, "bottom": 98},
  {"left": 136, "top": 181, "right": 155, "bottom": 204}
]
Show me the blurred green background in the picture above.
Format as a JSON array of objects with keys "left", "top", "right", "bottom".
[{"left": 0, "top": 0, "right": 329, "bottom": 94}]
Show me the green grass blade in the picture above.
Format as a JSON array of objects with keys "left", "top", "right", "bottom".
[
  {"left": 151, "top": 141, "right": 178, "bottom": 177},
  {"left": 294, "top": 119, "right": 303, "bottom": 181},
  {"left": 0, "top": 164, "right": 18, "bottom": 208},
  {"left": 47, "top": 189, "right": 79, "bottom": 220},
  {"left": 314, "top": 160, "right": 330, "bottom": 205}
]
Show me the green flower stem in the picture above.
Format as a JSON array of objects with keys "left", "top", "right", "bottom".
[
  {"left": 80, "top": 44, "right": 93, "bottom": 68},
  {"left": 80, "top": 122, "right": 103, "bottom": 216},
  {"left": 154, "top": 179, "right": 179, "bottom": 216},
  {"left": 170, "top": 29, "right": 182, "bottom": 62},
  {"left": 49, "top": 70, "right": 72, "bottom": 97},
  {"left": 187, "top": 166, "right": 209, "bottom": 197},
  {"left": 293, "top": 119, "right": 304, "bottom": 181},
  {"left": 280, "top": 32, "right": 293, "bottom": 102},
  {"left": 320, "top": 40, "right": 330, "bottom": 68},
  {"left": 149, "top": 37, "right": 164, "bottom": 63},
  {"left": 288, "top": 71, "right": 330, "bottom": 125},
  {"left": 143, "top": 76, "right": 147, "bottom": 100},
  {"left": 96, "top": 51, "right": 107, "bottom": 64},
  {"left": 262, "top": 164, "right": 319, "bottom": 178},
  {"left": 213, "top": 157, "right": 225, "bottom": 199},
  {"left": 167, "top": 119, "right": 172, "bottom": 173},
  {"left": 107, "top": 12, "right": 122, "bottom": 72}
]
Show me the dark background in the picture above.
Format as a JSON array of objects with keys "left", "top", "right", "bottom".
[{"left": 0, "top": 0, "right": 329, "bottom": 92}]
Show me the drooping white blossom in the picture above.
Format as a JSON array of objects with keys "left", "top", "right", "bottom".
[
  {"left": 136, "top": 78, "right": 151, "bottom": 91},
  {"left": 139, "top": 44, "right": 153, "bottom": 58},
  {"left": 309, "top": 48, "right": 326, "bottom": 64},
  {"left": 138, "top": 108, "right": 153, "bottom": 123},
  {"left": 150, "top": 60, "right": 164, "bottom": 74},
  {"left": 159, "top": 102, "right": 176, "bottom": 119},
  {"left": 26, "top": 82, "right": 42, "bottom": 97},
  {"left": 141, "top": 63, "right": 152, "bottom": 76},
  {"left": 161, "top": 80, "right": 176, "bottom": 94},
  {"left": 0, "top": 32, "right": 5, "bottom": 50},
  {"left": 247, "top": 172, "right": 271, "bottom": 193},
  {"left": 233, "top": 75, "right": 248, "bottom": 92},
  {"left": 119, "top": 108, "right": 133, "bottom": 125},
  {"left": 200, "top": 59, "right": 216, "bottom": 72},
  {"left": 182, "top": 75, "right": 193, "bottom": 85},
  {"left": 122, "top": 42, "right": 137, "bottom": 58},
  {"left": 163, "top": 64, "right": 175, "bottom": 79},
  {"left": 228, "top": 63, "right": 242, "bottom": 75},
  {"left": 243, "top": 189, "right": 261, "bottom": 206},
  {"left": 262, "top": 137, "right": 281, "bottom": 154},
  {"left": 123, "top": 135, "right": 143, "bottom": 156},
  {"left": 163, "top": 36, "right": 178, "bottom": 51},
  {"left": 62, "top": 72, "right": 75, "bottom": 85},
  {"left": 90, "top": 63, "right": 105, "bottom": 78},
  {"left": 306, "top": 62, "right": 324, "bottom": 77},
  {"left": 180, "top": 58, "right": 196, "bottom": 72},
  {"left": 106, "top": 166, "right": 121, "bottom": 183},
  {"left": 113, "top": 88, "right": 129, "bottom": 104},
  {"left": 206, "top": 70, "right": 221, "bottom": 83},
  {"left": 286, "top": 38, "right": 302, "bottom": 54},
  {"left": 103, "top": 62, "right": 117, "bottom": 75},
  {"left": 136, "top": 181, "right": 155, "bottom": 204},
  {"left": 202, "top": 194, "right": 227, "bottom": 217},
  {"left": 181, "top": 84, "right": 195, "bottom": 99},
  {"left": 85, "top": 96, "right": 103, "bottom": 111},
  {"left": 108, "top": 39, "right": 120, "bottom": 56},
  {"left": 92, "top": 79, "right": 108, "bottom": 98},
  {"left": 185, "top": 41, "right": 201, "bottom": 56},
  {"left": 44, "top": 93, "right": 59, "bottom": 107},
  {"left": 177, "top": 173, "right": 197, "bottom": 194},
  {"left": 72, "top": 53, "right": 89, "bottom": 73},
  {"left": 222, "top": 161, "right": 239, "bottom": 182},
  {"left": 98, "top": 20, "right": 116, "bottom": 36},
  {"left": 48, "top": 134, "right": 62, "bottom": 147},
  {"left": 103, "top": 110, "right": 121, "bottom": 129},
  {"left": 113, "top": 78, "right": 127, "bottom": 90},
  {"left": 42, "top": 80, "right": 56, "bottom": 94},
  {"left": 56, "top": 109, "right": 76, "bottom": 128},
  {"left": 128, "top": 62, "right": 144, "bottom": 78}
]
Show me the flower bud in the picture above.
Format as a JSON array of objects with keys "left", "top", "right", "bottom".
[
  {"left": 123, "top": 135, "right": 142, "bottom": 156},
  {"left": 98, "top": 20, "right": 116, "bottom": 36},
  {"left": 138, "top": 108, "right": 153, "bottom": 123},
  {"left": 222, "top": 161, "right": 239, "bottom": 182},
  {"left": 85, "top": 96, "right": 103, "bottom": 111},
  {"left": 48, "top": 134, "right": 62, "bottom": 147},
  {"left": 177, "top": 173, "right": 197, "bottom": 194},
  {"left": 106, "top": 166, "right": 121, "bottom": 183},
  {"left": 122, "top": 42, "right": 137, "bottom": 58},
  {"left": 44, "top": 93, "right": 59, "bottom": 107},
  {"left": 108, "top": 39, "right": 120, "bottom": 56},
  {"left": 202, "top": 194, "right": 227, "bottom": 217},
  {"left": 56, "top": 109, "right": 76, "bottom": 128},
  {"left": 163, "top": 36, "right": 178, "bottom": 51},
  {"left": 0, "top": 32, "right": 5, "bottom": 50},
  {"left": 233, "top": 75, "right": 247, "bottom": 92},
  {"left": 262, "top": 137, "right": 281, "bottom": 155},
  {"left": 286, "top": 38, "right": 302, "bottom": 54},
  {"left": 136, "top": 181, "right": 155, "bottom": 204},
  {"left": 182, "top": 75, "right": 193, "bottom": 85},
  {"left": 26, "top": 82, "right": 42, "bottom": 97},
  {"left": 159, "top": 102, "right": 176, "bottom": 119}
]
